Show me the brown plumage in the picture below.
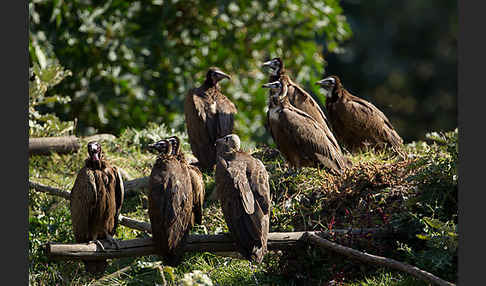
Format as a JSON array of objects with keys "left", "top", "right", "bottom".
[
  {"left": 215, "top": 134, "right": 271, "bottom": 263},
  {"left": 70, "top": 141, "right": 124, "bottom": 275},
  {"left": 262, "top": 57, "right": 332, "bottom": 129},
  {"left": 166, "top": 136, "right": 205, "bottom": 226},
  {"left": 262, "top": 78, "right": 351, "bottom": 173},
  {"left": 184, "top": 67, "right": 237, "bottom": 172},
  {"left": 316, "top": 75, "right": 404, "bottom": 154},
  {"left": 147, "top": 139, "right": 194, "bottom": 266}
]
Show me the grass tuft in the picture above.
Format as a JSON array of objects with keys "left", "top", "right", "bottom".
[{"left": 29, "top": 125, "right": 457, "bottom": 285}]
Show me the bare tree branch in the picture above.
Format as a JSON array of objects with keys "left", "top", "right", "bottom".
[
  {"left": 29, "top": 134, "right": 116, "bottom": 156},
  {"left": 45, "top": 230, "right": 379, "bottom": 260},
  {"left": 304, "top": 232, "right": 455, "bottom": 286}
]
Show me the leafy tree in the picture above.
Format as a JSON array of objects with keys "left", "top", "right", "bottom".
[
  {"left": 29, "top": 62, "right": 73, "bottom": 137},
  {"left": 29, "top": 0, "right": 352, "bottom": 144}
]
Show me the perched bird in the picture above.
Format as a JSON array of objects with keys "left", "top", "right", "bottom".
[
  {"left": 316, "top": 75, "right": 404, "bottom": 154},
  {"left": 215, "top": 134, "right": 271, "bottom": 263},
  {"left": 166, "top": 136, "right": 205, "bottom": 226},
  {"left": 262, "top": 57, "right": 331, "bottom": 129},
  {"left": 147, "top": 139, "right": 194, "bottom": 266},
  {"left": 184, "top": 67, "right": 237, "bottom": 172},
  {"left": 70, "top": 141, "right": 125, "bottom": 275},
  {"left": 262, "top": 78, "right": 350, "bottom": 173}
]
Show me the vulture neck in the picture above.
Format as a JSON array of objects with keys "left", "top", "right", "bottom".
[
  {"left": 328, "top": 85, "right": 344, "bottom": 103},
  {"left": 203, "top": 78, "right": 221, "bottom": 90},
  {"left": 175, "top": 153, "right": 187, "bottom": 163},
  {"left": 269, "top": 68, "right": 287, "bottom": 82},
  {"left": 217, "top": 149, "right": 237, "bottom": 160},
  {"left": 154, "top": 154, "right": 175, "bottom": 166},
  {"left": 85, "top": 158, "right": 108, "bottom": 170},
  {"left": 274, "top": 84, "right": 290, "bottom": 106},
  {"left": 199, "top": 79, "right": 221, "bottom": 99}
]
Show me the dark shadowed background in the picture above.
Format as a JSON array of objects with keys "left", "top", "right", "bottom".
[{"left": 323, "top": 0, "right": 457, "bottom": 142}]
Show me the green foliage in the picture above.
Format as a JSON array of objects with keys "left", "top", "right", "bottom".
[
  {"left": 393, "top": 129, "right": 458, "bottom": 282},
  {"left": 29, "top": 62, "right": 74, "bottom": 137},
  {"left": 29, "top": 0, "right": 352, "bottom": 143},
  {"left": 28, "top": 124, "right": 457, "bottom": 285},
  {"left": 119, "top": 122, "right": 190, "bottom": 152},
  {"left": 347, "top": 269, "right": 427, "bottom": 286},
  {"left": 325, "top": 0, "right": 457, "bottom": 142}
]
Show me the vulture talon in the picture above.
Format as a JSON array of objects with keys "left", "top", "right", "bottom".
[
  {"left": 90, "top": 240, "right": 106, "bottom": 252},
  {"left": 105, "top": 234, "right": 121, "bottom": 250}
]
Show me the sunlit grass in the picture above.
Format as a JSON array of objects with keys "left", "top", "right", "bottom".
[{"left": 28, "top": 125, "right": 457, "bottom": 285}]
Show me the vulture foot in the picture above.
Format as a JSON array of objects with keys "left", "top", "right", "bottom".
[
  {"left": 106, "top": 234, "right": 121, "bottom": 250},
  {"left": 89, "top": 240, "right": 106, "bottom": 252}
]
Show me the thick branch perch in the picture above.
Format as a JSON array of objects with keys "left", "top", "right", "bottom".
[
  {"left": 124, "top": 176, "right": 149, "bottom": 194},
  {"left": 29, "top": 181, "right": 71, "bottom": 200},
  {"left": 33, "top": 179, "right": 454, "bottom": 286},
  {"left": 46, "top": 230, "right": 383, "bottom": 261},
  {"left": 304, "top": 232, "right": 455, "bottom": 286},
  {"left": 29, "top": 134, "right": 116, "bottom": 156},
  {"left": 118, "top": 215, "right": 151, "bottom": 233}
]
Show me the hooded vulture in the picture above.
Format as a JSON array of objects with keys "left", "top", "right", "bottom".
[
  {"left": 184, "top": 67, "right": 237, "bottom": 172},
  {"left": 262, "top": 78, "right": 351, "bottom": 173},
  {"left": 215, "top": 134, "right": 271, "bottom": 263},
  {"left": 147, "top": 138, "right": 194, "bottom": 266},
  {"left": 316, "top": 75, "right": 404, "bottom": 155},
  {"left": 166, "top": 136, "right": 205, "bottom": 226},
  {"left": 70, "top": 141, "right": 124, "bottom": 275},
  {"left": 262, "top": 57, "right": 332, "bottom": 130}
]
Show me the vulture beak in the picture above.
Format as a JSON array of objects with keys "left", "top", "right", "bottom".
[
  {"left": 148, "top": 140, "right": 167, "bottom": 153},
  {"left": 215, "top": 137, "right": 223, "bottom": 145},
  {"left": 91, "top": 152, "right": 100, "bottom": 161},
  {"left": 214, "top": 70, "right": 231, "bottom": 81},
  {"left": 316, "top": 77, "right": 335, "bottom": 88},
  {"left": 88, "top": 142, "right": 101, "bottom": 161},
  {"left": 147, "top": 142, "right": 157, "bottom": 151},
  {"left": 262, "top": 60, "right": 273, "bottom": 68},
  {"left": 316, "top": 77, "right": 335, "bottom": 98},
  {"left": 262, "top": 81, "right": 281, "bottom": 89}
]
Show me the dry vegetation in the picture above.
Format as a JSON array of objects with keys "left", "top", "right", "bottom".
[{"left": 29, "top": 123, "right": 457, "bottom": 285}]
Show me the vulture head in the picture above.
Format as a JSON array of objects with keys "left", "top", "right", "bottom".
[
  {"left": 215, "top": 134, "right": 241, "bottom": 155},
  {"left": 87, "top": 141, "right": 103, "bottom": 162},
  {"left": 148, "top": 139, "right": 172, "bottom": 156},
  {"left": 206, "top": 67, "right": 231, "bottom": 86},
  {"left": 316, "top": 75, "right": 342, "bottom": 101},
  {"left": 262, "top": 57, "right": 283, "bottom": 76},
  {"left": 262, "top": 79, "right": 288, "bottom": 103},
  {"left": 166, "top": 136, "right": 181, "bottom": 156}
]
